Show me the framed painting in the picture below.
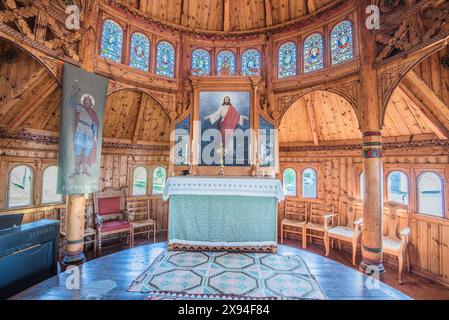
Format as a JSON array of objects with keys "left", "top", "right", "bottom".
[{"left": 199, "top": 91, "right": 251, "bottom": 166}]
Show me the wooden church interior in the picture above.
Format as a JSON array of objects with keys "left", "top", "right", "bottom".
[{"left": 1, "top": 0, "right": 449, "bottom": 300}]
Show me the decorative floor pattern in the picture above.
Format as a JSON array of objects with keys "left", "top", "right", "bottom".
[{"left": 129, "top": 251, "right": 326, "bottom": 300}]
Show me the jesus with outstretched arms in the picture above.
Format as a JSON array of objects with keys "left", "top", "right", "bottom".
[{"left": 204, "top": 96, "right": 249, "bottom": 146}]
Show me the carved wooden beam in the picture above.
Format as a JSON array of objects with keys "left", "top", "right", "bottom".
[
  {"left": 1, "top": 0, "right": 37, "bottom": 40},
  {"left": 7, "top": 77, "right": 58, "bottom": 132},
  {"left": 132, "top": 93, "right": 147, "bottom": 144},
  {"left": 398, "top": 71, "right": 449, "bottom": 140}
]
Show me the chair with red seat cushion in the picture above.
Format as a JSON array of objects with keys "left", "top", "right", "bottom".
[{"left": 94, "top": 188, "right": 133, "bottom": 254}]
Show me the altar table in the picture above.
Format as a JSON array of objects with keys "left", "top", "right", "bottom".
[{"left": 163, "top": 176, "right": 284, "bottom": 252}]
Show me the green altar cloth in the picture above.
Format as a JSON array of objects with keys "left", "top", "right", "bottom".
[{"left": 169, "top": 195, "right": 277, "bottom": 245}]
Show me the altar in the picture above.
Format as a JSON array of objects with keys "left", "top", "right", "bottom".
[{"left": 163, "top": 176, "right": 284, "bottom": 252}]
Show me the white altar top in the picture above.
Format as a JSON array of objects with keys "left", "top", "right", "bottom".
[{"left": 163, "top": 176, "right": 285, "bottom": 202}]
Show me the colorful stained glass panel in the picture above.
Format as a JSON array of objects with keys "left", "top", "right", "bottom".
[
  {"left": 241, "top": 49, "right": 261, "bottom": 76},
  {"left": 331, "top": 20, "right": 354, "bottom": 65},
  {"left": 304, "top": 33, "right": 324, "bottom": 73},
  {"left": 129, "top": 33, "right": 150, "bottom": 71},
  {"left": 216, "top": 50, "right": 236, "bottom": 76},
  {"left": 192, "top": 49, "right": 211, "bottom": 76},
  {"left": 156, "top": 41, "right": 175, "bottom": 78},
  {"left": 278, "top": 42, "right": 297, "bottom": 78},
  {"left": 100, "top": 20, "right": 123, "bottom": 62}
]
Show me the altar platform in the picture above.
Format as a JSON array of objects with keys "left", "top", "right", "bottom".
[{"left": 11, "top": 243, "right": 410, "bottom": 300}]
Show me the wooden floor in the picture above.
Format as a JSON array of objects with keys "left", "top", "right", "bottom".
[{"left": 12, "top": 235, "right": 416, "bottom": 300}]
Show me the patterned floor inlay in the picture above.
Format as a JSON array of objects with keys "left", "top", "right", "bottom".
[{"left": 129, "top": 251, "right": 326, "bottom": 300}]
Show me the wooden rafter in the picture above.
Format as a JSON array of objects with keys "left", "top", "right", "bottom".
[
  {"left": 223, "top": 0, "right": 230, "bottom": 32},
  {"left": 264, "top": 0, "right": 273, "bottom": 27},
  {"left": 304, "top": 97, "right": 320, "bottom": 146},
  {"left": 0, "top": 68, "right": 48, "bottom": 116},
  {"left": 7, "top": 76, "right": 58, "bottom": 132},
  {"left": 1, "top": 0, "right": 37, "bottom": 40},
  {"left": 398, "top": 82, "right": 449, "bottom": 140},
  {"left": 132, "top": 93, "right": 148, "bottom": 144}
]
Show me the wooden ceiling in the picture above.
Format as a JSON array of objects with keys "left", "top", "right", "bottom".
[
  {"left": 0, "top": 40, "right": 171, "bottom": 144},
  {"left": 121, "top": 0, "right": 337, "bottom": 32}
]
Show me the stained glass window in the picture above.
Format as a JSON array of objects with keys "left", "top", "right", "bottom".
[
  {"left": 8, "top": 165, "right": 33, "bottom": 208},
  {"left": 418, "top": 172, "right": 444, "bottom": 217},
  {"left": 132, "top": 166, "right": 148, "bottom": 196},
  {"left": 241, "top": 49, "right": 261, "bottom": 76},
  {"left": 216, "top": 50, "right": 236, "bottom": 76},
  {"left": 191, "top": 49, "right": 211, "bottom": 76},
  {"left": 331, "top": 20, "right": 354, "bottom": 65},
  {"left": 42, "top": 166, "right": 62, "bottom": 204},
  {"left": 278, "top": 42, "right": 297, "bottom": 78},
  {"left": 303, "top": 33, "right": 324, "bottom": 73},
  {"left": 156, "top": 41, "right": 175, "bottom": 78},
  {"left": 387, "top": 171, "right": 409, "bottom": 205},
  {"left": 302, "top": 168, "right": 317, "bottom": 198},
  {"left": 283, "top": 168, "right": 297, "bottom": 197},
  {"left": 100, "top": 20, "right": 123, "bottom": 62},
  {"left": 152, "top": 167, "right": 167, "bottom": 194},
  {"left": 129, "top": 33, "right": 150, "bottom": 71}
]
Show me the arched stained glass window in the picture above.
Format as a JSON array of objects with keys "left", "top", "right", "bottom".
[
  {"left": 278, "top": 42, "right": 297, "bottom": 78},
  {"left": 387, "top": 171, "right": 409, "bottom": 205},
  {"left": 216, "top": 50, "right": 236, "bottom": 76},
  {"left": 191, "top": 49, "right": 211, "bottom": 76},
  {"left": 8, "top": 165, "right": 33, "bottom": 208},
  {"left": 129, "top": 33, "right": 150, "bottom": 71},
  {"left": 132, "top": 166, "right": 148, "bottom": 196},
  {"left": 302, "top": 168, "right": 317, "bottom": 198},
  {"left": 283, "top": 168, "right": 297, "bottom": 197},
  {"left": 152, "top": 167, "right": 167, "bottom": 194},
  {"left": 418, "top": 172, "right": 444, "bottom": 217},
  {"left": 156, "top": 41, "right": 175, "bottom": 78},
  {"left": 100, "top": 20, "right": 123, "bottom": 62},
  {"left": 303, "top": 33, "right": 324, "bottom": 73},
  {"left": 241, "top": 49, "right": 261, "bottom": 76},
  {"left": 331, "top": 20, "right": 354, "bottom": 65},
  {"left": 42, "top": 166, "right": 62, "bottom": 204}
]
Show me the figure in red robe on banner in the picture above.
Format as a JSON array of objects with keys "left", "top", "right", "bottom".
[{"left": 204, "top": 96, "right": 249, "bottom": 149}]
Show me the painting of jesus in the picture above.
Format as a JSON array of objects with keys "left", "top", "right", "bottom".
[{"left": 199, "top": 91, "right": 251, "bottom": 166}]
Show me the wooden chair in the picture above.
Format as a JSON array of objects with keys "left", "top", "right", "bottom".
[
  {"left": 59, "top": 207, "right": 97, "bottom": 255},
  {"left": 280, "top": 199, "right": 308, "bottom": 247},
  {"left": 94, "top": 187, "right": 134, "bottom": 254},
  {"left": 326, "top": 197, "right": 363, "bottom": 265},
  {"left": 126, "top": 198, "right": 156, "bottom": 243},
  {"left": 383, "top": 202, "right": 411, "bottom": 284},
  {"left": 304, "top": 202, "right": 336, "bottom": 251}
]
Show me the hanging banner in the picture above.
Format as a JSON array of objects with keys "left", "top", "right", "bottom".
[{"left": 57, "top": 63, "right": 109, "bottom": 195}]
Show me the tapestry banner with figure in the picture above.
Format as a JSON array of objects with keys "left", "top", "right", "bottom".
[{"left": 57, "top": 63, "right": 109, "bottom": 195}]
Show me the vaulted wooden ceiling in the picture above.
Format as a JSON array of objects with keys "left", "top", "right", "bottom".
[
  {"left": 0, "top": 40, "right": 171, "bottom": 144},
  {"left": 279, "top": 46, "right": 449, "bottom": 145},
  {"left": 121, "top": 0, "right": 338, "bottom": 32}
]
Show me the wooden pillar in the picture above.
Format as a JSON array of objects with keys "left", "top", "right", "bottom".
[
  {"left": 63, "top": 195, "right": 86, "bottom": 264},
  {"left": 357, "top": 0, "right": 384, "bottom": 274},
  {"left": 63, "top": 0, "right": 100, "bottom": 265}
]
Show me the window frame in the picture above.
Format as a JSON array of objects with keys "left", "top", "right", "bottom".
[
  {"left": 7, "top": 164, "right": 35, "bottom": 209},
  {"left": 191, "top": 48, "right": 211, "bottom": 76},
  {"left": 416, "top": 171, "right": 445, "bottom": 218},
  {"left": 386, "top": 170, "right": 410, "bottom": 206},
  {"left": 216, "top": 49, "right": 237, "bottom": 76},
  {"left": 151, "top": 166, "right": 167, "bottom": 195},
  {"left": 303, "top": 32, "right": 325, "bottom": 74},
  {"left": 330, "top": 19, "right": 355, "bottom": 66},
  {"left": 282, "top": 167, "right": 298, "bottom": 197},
  {"left": 131, "top": 165, "right": 149, "bottom": 197},
  {"left": 41, "top": 165, "right": 63, "bottom": 205},
  {"left": 129, "top": 32, "right": 151, "bottom": 71},
  {"left": 301, "top": 167, "right": 318, "bottom": 199},
  {"left": 156, "top": 40, "right": 176, "bottom": 78},
  {"left": 240, "top": 48, "right": 262, "bottom": 76}
]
